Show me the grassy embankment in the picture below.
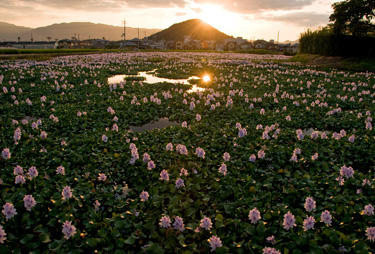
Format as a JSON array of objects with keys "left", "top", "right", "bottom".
[{"left": 289, "top": 54, "right": 375, "bottom": 72}]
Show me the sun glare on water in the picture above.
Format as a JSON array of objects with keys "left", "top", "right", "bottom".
[{"left": 202, "top": 74, "right": 211, "bottom": 83}]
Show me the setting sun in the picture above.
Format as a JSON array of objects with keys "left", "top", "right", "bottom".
[{"left": 196, "top": 4, "right": 233, "bottom": 31}]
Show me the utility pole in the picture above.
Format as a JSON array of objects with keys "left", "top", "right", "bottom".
[
  {"left": 122, "top": 19, "right": 126, "bottom": 44},
  {"left": 138, "top": 27, "right": 140, "bottom": 49},
  {"left": 277, "top": 31, "right": 279, "bottom": 44}
]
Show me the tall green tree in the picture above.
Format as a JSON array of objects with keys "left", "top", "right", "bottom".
[{"left": 329, "top": 0, "right": 375, "bottom": 36}]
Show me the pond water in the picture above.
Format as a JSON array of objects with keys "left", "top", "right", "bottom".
[
  {"left": 129, "top": 118, "right": 178, "bottom": 133},
  {"left": 107, "top": 75, "right": 127, "bottom": 85},
  {"left": 107, "top": 70, "right": 207, "bottom": 93}
]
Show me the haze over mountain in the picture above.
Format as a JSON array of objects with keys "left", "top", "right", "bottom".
[
  {"left": 0, "top": 22, "right": 32, "bottom": 41},
  {"left": 0, "top": 22, "right": 161, "bottom": 41},
  {"left": 148, "top": 19, "right": 231, "bottom": 42}
]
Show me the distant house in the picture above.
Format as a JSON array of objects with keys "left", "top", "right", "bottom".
[
  {"left": 253, "top": 40, "right": 269, "bottom": 49},
  {"left": 176, "top": 41, "right": 184, "bottom": 50},
  {"left": 55, "top": 39, "right": 116, "bottom": 49},
  {"left": 215, "top": 42, "right": 225, "bottom": 51},
  {"left": 223, "top": 37, "right": 251, "bottom": 51},
  {"left": 0, "top": 41, "right": 55, "bottom": 49},
  {"left": 201, "top": 40, "right": 216, "bottom": 50},
  {"left": 165, "top": 41, "right": 176, "bottom": 50}
]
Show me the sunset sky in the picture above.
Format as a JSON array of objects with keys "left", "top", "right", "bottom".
[{"left": 0, "top": 0, "right": 338, "bottom": 41}]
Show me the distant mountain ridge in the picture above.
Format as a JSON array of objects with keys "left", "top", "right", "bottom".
[
  {"left": 148, "top": 19, "right": 231, "bottom": 42},
  {"left": 0, "top": 22, "right": 32, "bottom": 40},
  {"left": 0, "top": 21, "right": 161, "bottom": 41}
]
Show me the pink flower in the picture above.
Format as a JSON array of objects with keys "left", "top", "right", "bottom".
[
  {"left": 223, "top": 152, "right": 230, "bottom": 162},
  {"left": 143, "top": 153, "right": 151, "bottom": 162},
  {"left": 363, "top": 204, "right": 374, "bottom": 216},
  {"left": 181, "top": 121, "right": 188, "bottom": 128},
  {"left": 290, "top": 153, "right": 298, "bottom": 162},
  {"left": 28, "top": 166, "right": 38, "bottom": 179},
  {"left": 208, "top": 235, "right": 222, "bottom": 252},
  {"left": 340, "top": 165, "right": 354, "bottom": 178},
  {"left": 257, "top": 150, "right": 265, "bottom": 159},
  {"left": 102, "top": 134, "right": 108, "bottom": 143},
  {"left": 366, "top": 227, "right": 375, "bottom": 242},
  {"left": 311, "top": 153, "right": 318, "bottom": 161},
  {"left": 13, "top": 165, "right": 23, "bottom": 175},
  {"left": 311, "top": 131, "right": 319, "bottom": 139},
  {"left": 173, "top": 216, "right": 185, "bottom": 232},
  {"left": 40, "top": 131, "right": 48, "bottom": 139},
  {"left": 283, "top": 211, "right": 296, "bottom": 230},
  {"left": 348, "top": 134, "right": 355, "bottom": 143},
  {"left": 180, "top": 168, "right": 188, "bottom": 176},
  {"left": 296, "top": 129, "right": 304, "bottom": 140},
  {"left": 218, "top": 163, "right": 227, "bottom": 176},
  {"left": 159, "top": 169, "right": 169, "bottom": 181},
  {"left": 362, "top": 179, "right": 371, "bottom": 186},
  {"left": 166, "top": 143, "right": 174, "bottom": 151},
  {"left": 62, "top": 221, "right": 77, "bottom": 240},
  {"left": 107, "top": 106, "right": 115, "bottom": 115},
  {"left": 94, "top": 200, "right": 100, "bottom": 211},
  {"left": 1, "top": 148, "right": 10, "bottom": 160},
  {"left": 112, "top": 123, "right": 118, "bottom": 132},
  {"left": 321, "top": 210, "right": 332, "bottom": 226},
  {"left": 248, "top": 208, "right": 261, "bottom": 224},
  {"left": 238, "top": 128, "right": 247, "bottom": 138},
  {"left": 23, "top": 195, "right": 36, "bottom": 211},
  {"left": 140, "top": 191, "right": 149, "bottom": 201},
  {"left": 159, "top": 216, "right": 171, "bottom": 228},
  {"left": 147, "top": 160, "right": 156, "bottom": 170},
  {"left": 263, "top": 247, "right": 281, "bottom": 254},
  {"left": 266, "top": 235, "right": 276, "bottom": 245},
  {"left": 15, "top": 175, "right": 26, "bottom": 185},
  {"left": 249, "top": 154, "right": 256, "bottom": 162},
  {"left": 2, "top": 203, "right": 17, "bottom": 220},
  {"left": 176, "top": 144, "right": 188, "bottom": 155},
  {"left": 13, "top": 127, "right": 21, "bottom": 144},
  {"left": 304, "top": 197, "right": 316, "bottom": 212},
  {"left": 62, "top": 186, "right": 72, "bottom": 200},
  {"left": 98, "top": 173, "right": 107, "bottom": 182},
  {"left": 190, "top": 101, "right": 195, "bottom": 110},
  {"left": 196, "top": 147, "right": 205, "bottom": 159},
  {"left": 303, "top": 216, "right": 315, "bottom": 231},
  {"left": 0, "top": 225, "right": 6, "bottom": 243},
  {"left": 196, "top": 114, "right": 201, "bottom": 121},
  {"left": 56, "top": 166, "right": 65, "bottom": 175},
  {"left": 175, "top": 178, "right": 185, "bottom": 189},
  {"left": 200, "top": 216, "right": 213, "bottom": 230}
]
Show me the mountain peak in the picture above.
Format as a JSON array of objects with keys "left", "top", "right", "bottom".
[{"left": 149, "top": 19, "right": 231, "bottom": 42}]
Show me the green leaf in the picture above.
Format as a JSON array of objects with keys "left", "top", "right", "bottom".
[{"left": 39, "top": 233, "right": 51, "bottom": 243}]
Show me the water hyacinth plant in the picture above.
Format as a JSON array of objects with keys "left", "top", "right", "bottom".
[{"left": 0, "top": 52, "right": 374, "bottom": 252}]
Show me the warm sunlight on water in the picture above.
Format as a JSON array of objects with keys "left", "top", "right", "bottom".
[
  {"left": 187, "top": 85, "right": 206, "bottom": 93},
  {"left": 107, "top": 70, "right": 209, "bottom": 93},
  {"left": 202, "top": 74, "right": 211, "bottom": 83},
  {"left": 107, "top": 70, "right": 200, "bottom": 85}
]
